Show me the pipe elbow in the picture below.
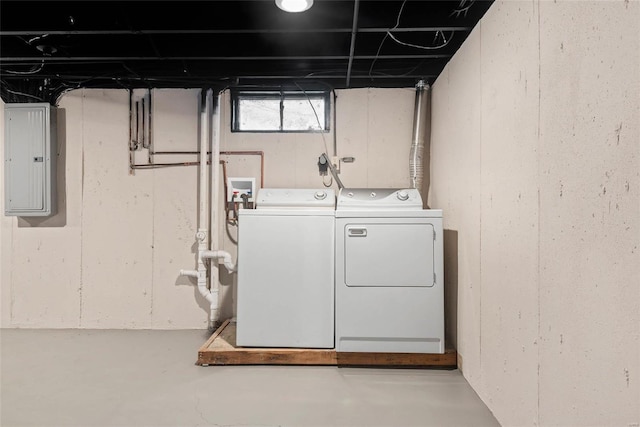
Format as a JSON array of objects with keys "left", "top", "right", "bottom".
[
  {"left": 213, "top": 250, "right": 236, "bottom": 273},
  {"left": 201, "top": 250, "right": 236, "bottom": 273},
  {"left": 222, "top": 260, "right": 235, "bottom": 273}
]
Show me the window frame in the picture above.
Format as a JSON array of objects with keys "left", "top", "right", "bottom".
[{"left": 230, "top": 89, "right": 330, "bottom": 133}]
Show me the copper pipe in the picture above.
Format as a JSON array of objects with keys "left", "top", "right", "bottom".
[
  {"left": 151, "top": 151, "right": 201, "bottom": 154},
  {"left": 131, "top": 162, "right": 200, "bottom": 168},
  {"left": 220, "top": 150, "right": 264, "bottom": 188},
  {"left": 150, "top": 150, "right": 265, "bottom": 188}
]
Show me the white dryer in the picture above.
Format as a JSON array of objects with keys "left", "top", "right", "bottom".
[
  {"left": 236, "top": 188, "right": 335, "bottom": 348},
  {"left": 335, "top": 188, "right": 444, "bottom": 353}
]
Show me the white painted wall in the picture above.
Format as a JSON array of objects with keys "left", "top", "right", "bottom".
[
  {"left": 1, "top": 87, "right": 415, "bottom": 329},
  {"left": 430, "top": 1, "right": 640, "bottom": 425}
]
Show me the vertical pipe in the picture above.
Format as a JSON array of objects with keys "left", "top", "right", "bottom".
[
  {"left": 209, "top": 90, "right": 221, "bottom": 325},
  {"left": 148, "top": 89, "right": 153, "bottom": 164},
  {"left": 128, "top": 89, "right": 135, "bottom": 175},
  {"left": 135, "top": 100, "right": 140, "bottom": 149},
  {"left": 332, "top": 91, "right": 338, "bottom": 157},
  {"left": 410, "top": 80, "right": 430, "bottom": 202},
  {"left": 141, "top": 97, "right": 146, "bottom": 148},
  {"left": 198, "top": 89, "right": 209, "bottom": 241},
  {"left": 198, "top": 89, "right": 212, "bottom": 327}
]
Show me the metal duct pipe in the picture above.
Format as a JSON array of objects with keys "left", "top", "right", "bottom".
[{"left": 409, "top": 80, "right": 430, "bottom": 201}]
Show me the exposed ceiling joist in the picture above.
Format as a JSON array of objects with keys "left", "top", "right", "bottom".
[{"left": 0, "top": 0, "right": 494, "bottom": 104}]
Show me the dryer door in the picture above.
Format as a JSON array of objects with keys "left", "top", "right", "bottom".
[{"left": 343, "top": 221, "right": 434, "bottom": 287}]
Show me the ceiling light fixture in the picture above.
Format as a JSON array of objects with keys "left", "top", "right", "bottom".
[{"left": 275, "top": 0, "right": 313, "bottom": 13}]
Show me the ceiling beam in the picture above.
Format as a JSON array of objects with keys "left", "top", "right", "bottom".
[
  {"left": 1, "top": 54, "right": 451, "bottom": 62},
  {"left": 0, "top": 74, "right": 438, "bottom": 80},
  {"left": 0, "top": 27, "right": 471, "bottom": 36},
  {"left": 345, "top": 0, "right": 360, "bottom": 88}
]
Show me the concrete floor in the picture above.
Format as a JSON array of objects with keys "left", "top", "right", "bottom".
[{"left": 1, "top": 329, "right": 499, "bottom": 427}]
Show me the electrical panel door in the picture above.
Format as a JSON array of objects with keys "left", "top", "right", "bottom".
[{"left": 4, "top": 103, "right": 57, "bottom": 216}]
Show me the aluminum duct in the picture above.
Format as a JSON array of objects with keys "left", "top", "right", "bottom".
[{"left": 409, "top": 80, "right": 431, "bottom": 205}]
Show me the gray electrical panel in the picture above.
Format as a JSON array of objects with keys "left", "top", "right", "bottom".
[{"left": 4, "top": 103, "right": 57, "bottom": 216}]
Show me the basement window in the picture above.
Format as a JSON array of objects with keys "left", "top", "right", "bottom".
[{"left": 231, "top": 90, "right": 329, "bottom": 132}]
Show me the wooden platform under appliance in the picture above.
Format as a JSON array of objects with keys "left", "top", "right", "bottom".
[{"left": 197, "top": 320, "right": 457, "bottom": 368}]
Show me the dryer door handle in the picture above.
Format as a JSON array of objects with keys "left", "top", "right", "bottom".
[{"left": 347, "top": 227, "right": 367, "bottom": 237}]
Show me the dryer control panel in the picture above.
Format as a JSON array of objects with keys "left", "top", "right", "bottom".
[{"left": 337, "top": 188, "right": 422, "bottom": 209}]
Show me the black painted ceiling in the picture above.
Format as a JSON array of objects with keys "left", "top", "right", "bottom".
[{"left": 0, "top": 0, "right": 493, "bottom": 104}]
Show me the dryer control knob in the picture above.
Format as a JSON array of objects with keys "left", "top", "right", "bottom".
[
  {"left": 314, "top": 191, "right": 327, "bottom": 200},
  {"left": 397, "top": 190, "right": 409, "bottom": 201}
]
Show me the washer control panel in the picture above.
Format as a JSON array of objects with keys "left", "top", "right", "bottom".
[
  {"left": 314, "top": 191, "right": 327, "bottom": 200},
  {"left": 257, "top": 188, "right": 336, "bottom": 209},
  {"left": 337, "top": 188, "right": 423, "bottom": 209}
]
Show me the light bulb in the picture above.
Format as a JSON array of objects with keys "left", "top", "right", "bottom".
[{"left": 275, "top": 0, "right": 313, "bottom": 13}]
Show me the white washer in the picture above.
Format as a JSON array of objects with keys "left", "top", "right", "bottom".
[
  {"left": 335, "top": 188, "right": 444, "bottom": 353},
  {"left": 236, "top": 188, "right": 335, "bottom": 348}
]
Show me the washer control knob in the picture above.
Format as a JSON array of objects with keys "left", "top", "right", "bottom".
[
  {"left": 347, "top": 192, "right": 354, "bottom": 197},
  {"left": 370, "top": 192, "right": 377, "bottom": 198},
  {"left": 314, "top": 191, "right": 327, "bottom": 200},
  {"left": 397, "top": 190, "right": 409, "bottom": 201}
]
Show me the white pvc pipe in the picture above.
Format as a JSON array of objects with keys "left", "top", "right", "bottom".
[
  {"left": 198, "top": 90, "right": 209, "bottom": 245},
  {"left": 209, "top": 91, "right": 222, "bottom": 324},
  {"left": 201, "top": 250, "right": 236, "bottom": 273},
  {"left": 192, "top": 88, "right": 216, "bottom": 328},
  {"left": 179, "top": 269, "right": 198, "bottom": 278},
  {"left": 179, "top": 89, "right": 235, "bottom": 328}
]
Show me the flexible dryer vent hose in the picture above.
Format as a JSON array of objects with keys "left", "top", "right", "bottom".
[{"left": 410, "top": 80, "right": 429, "bottom": 193}]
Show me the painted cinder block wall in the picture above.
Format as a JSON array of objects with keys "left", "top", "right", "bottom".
[
  {"left": 0, "top": 87, "right": 415, "bottom": 328},
  {"left": 429, "top": 1, "right": 639, "bottom": 425}
]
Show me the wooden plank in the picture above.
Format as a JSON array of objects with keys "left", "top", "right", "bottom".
[
  {"left": 197, "top": 320, "right": 456, "bottom": 368},
  {"left": 201, "top": 349, "right": 337, "bottom": 366},
  {"left": 198, "top": 319, "right": 230, "bottom": 351},
  {"left": 198, "top": 321, "right": 336, "bottom": 365},
  {"left": 336, "top": 348, "right": 457, "bottom": 367}
]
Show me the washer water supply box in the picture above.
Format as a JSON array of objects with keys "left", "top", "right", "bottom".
[
  {"left": 226, "top": 177, "right": 256, "bottom": 202},
  {"left": 236, "top": 188, "right": 336, "bottom": 348}
]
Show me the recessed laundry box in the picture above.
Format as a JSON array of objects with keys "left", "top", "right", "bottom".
[
  {"left": 335, "top": 188, "right": 444, "bottom": 354},
  {"left": 236, "top": 188, "right": 335, "bottom": 348}
]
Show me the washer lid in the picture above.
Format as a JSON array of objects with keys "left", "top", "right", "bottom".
[
  {"left": 256, "top": 188, "right": 336, "bottom": 209},
  {"left": 337, "top": 188, "right": 423, "bottom": 209}
]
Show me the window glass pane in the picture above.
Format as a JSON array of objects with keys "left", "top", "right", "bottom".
[
  {"left": 282, "top": 97, "right": 325, "bottom": 131},
  {"left": 231, "top": 90, "right": 329, "bottom": 132},
  {"left": 237, "top": 98, "right": 280, "bottom": 131}
]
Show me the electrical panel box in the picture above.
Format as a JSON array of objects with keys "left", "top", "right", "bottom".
[{"left": 4, "top": 103, "right": 57, "bottom": 216}]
